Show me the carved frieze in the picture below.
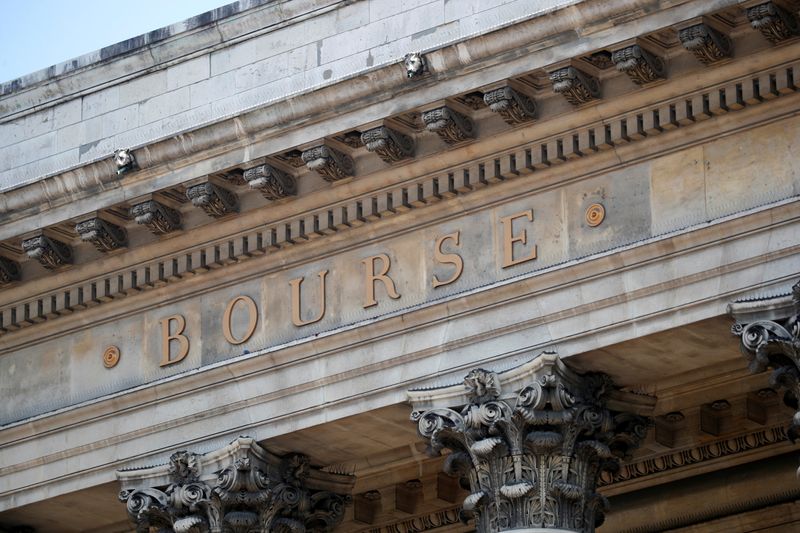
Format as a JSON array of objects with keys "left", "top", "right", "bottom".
[
  {"left": 21, "top": 235, "right": 72, "bottom": 270},
  {"left": 186, "top": 182, "right": 239, "bottom": 218},
  {"left": 118, "top": 437, "right": 354, "bottom": 533},
  {"left": 361, "top": 126, "right": 415, "bottom": 164},
  {"left": 746, "top": 2, "right": 800, "bottom": 44},
  {"left": 612, "top": 45, "right": 666, "bottom": 85},
  {"left": 678, "top": 24, "right": 732, "bottom": 65},
  {"left": 410, "top": 353, "right": 649, "bottom": 532},
  {"left": 75, "top": 217, "right": 127, "bottom": 252},
  {"left": 549, "top": 66, "right": 600, "bottom": 106},
  {"left": 0, "top": 257, "right": 21, "bottom": 286},
  {"left": 731, "top": 280, "right": 800, "bottom": 443},
  {"left": 243, "top": 164, "right": 297, "bottom": 200},
  {"left": 130, "top": 200, "right": 182, "bottom": 235},
  {"left": 113, "top": 148, "right": 137, "bottom": 175},
  {"left": 421, "top": 107, "right": 475, "bottom": 145},
  {"left": 483, "top": 86, "right": 537, "bottom": 125}
]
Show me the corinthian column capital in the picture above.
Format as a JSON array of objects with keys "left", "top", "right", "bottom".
[
  {"left": 117, "top": 436, "right": 354, "bottom": 533},
  {"left": 409, "top": 353, "right": 651, "bottom": 533},
  {"left": 731, "top": 280, "right": 800, "bottom": 443}
]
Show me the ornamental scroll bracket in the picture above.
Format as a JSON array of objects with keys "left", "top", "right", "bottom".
[
  {"left": 408, "top": 352, "right": 653, "bottom": 533},
  {"left": 730, "top": 280, "right": 800, "bottom": 447},
  {"left": 117, "top": 436, "right": 354, "bottom": 533}
]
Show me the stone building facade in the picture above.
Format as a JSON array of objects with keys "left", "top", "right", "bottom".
[{"left": 1, "top": 0, "right": 800, "bottom": 531}]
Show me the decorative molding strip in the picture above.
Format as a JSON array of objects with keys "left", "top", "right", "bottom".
[
  {"left": 612, "top": 45, "right": 666, "bottom": 85},
  {"left": 21, "top": 235, "right": 72, "bottom": 270},
  {"left": 1, "top": 59, "right": 798, "bottom": 335},
  {"left": 679, "top": 23, "right": 732, "bottom": 65},
  {"left": 302, "top": 145, "right": 355, "bottom": 182},
  {"left": 358, "top": 505, "right": 461, "bottom": 533},
  {"left": 361, "top": 126, "right": 415, "bottom": 164},
  {"left": 130, "top": 200, "right": 182, "bottom": 235},
  {"left": 549, "top": 66, "right": 600, "bottom": 105},
  {"left": 243, "top": 164, "right": 297, "bottom": 200},
  {"left": 599, "top": 424, "right": 788, "bottom": 486},
  {"left": 75, "top": 218, "right": 127, "bottom": 253},
  {"left": 483, "top": 86, "right": 537, "bottom": 124},
  {"left": 747, "top": 2, "right": 800, "bottom": 45},
  {"left": 186, "top": 181, "right": 239, "bottom": 218},
  {"left": 421, "top": 107, "right": 474, "bottom": 145}
]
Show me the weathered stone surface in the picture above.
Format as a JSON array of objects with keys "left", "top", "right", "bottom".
[{"left": 747, "top": 2, "right": 800, "bottom": 44}]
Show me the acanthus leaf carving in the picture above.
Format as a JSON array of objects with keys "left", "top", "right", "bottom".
[
  {"left": 483, "top": 86, "right": 537, "bottom": 125},
  {"left": 678, "top": 23, "right": 732, "bottom": 65},
  {"left": 611, "top": 45, "right": 666, "bottom": 85},
  {"left": 118, "top": 437, "right": 354, "bottom": 533},
  {"left": 75, "top": 217, "right": 127, "bottom": 252},
  {"left": 410, "top": 354, "right": 649, "bottom": 533},
  {"left": 186, "top": 182, "right": 239, "bottom": 218},
  {"left": 0, "top": 257, "right": 21, "bottom": 286},
  {"left": 421, "top": 107, "right": 474, "bottom": 145},
  {"left": 301, "top": 145, "right": 355, "bottom": 182},
  {"left": 361, "top": 126, "right": 415, "bottom": 164},
  {"left": 21, "top": 234, "right": 72, "bottom": 270},
  {"left": 243, "top": 164, "right": 297, "bottom": 201},
  {"left": 130, "top": 200, "right": 182, "bottom": 235},
  {"left": 549, "top": 66, "right": 600, "bottom": 106},
  {"left": 747, "top": 2, "right": 800, "bottom": 45},
  {"left": 731, "top": 280, "right": 800, "bottom": 443}
]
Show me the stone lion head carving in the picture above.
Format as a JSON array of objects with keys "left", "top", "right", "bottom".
[
  {"left": 113, "top": 148, "right": 136, "bottom": 175},
  {"left": 403, "top": 52, "right": 426, "bottom": 78}
]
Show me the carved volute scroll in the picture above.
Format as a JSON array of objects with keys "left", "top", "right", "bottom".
[
  {"left": 21, "top": 234, "right": 72, "bottom": 270},
  {"left": 483, "top": 86, "right": 537, "bottom": 125},
  {"left": 746, "top": 2, "right": 800, "bottom": 44},
  {"left": 611, "top": 45, "right": 666, "bottom": 85},
  {"left": 131, "top": 200, "right": 182, "bottom": 235},
  {"left": 301, "top": 145, "right": 355, "bottom": 182},
  {"left": 361, "top": 126, "right": 415, "bottom": 164},
  {"left": 549, "top": 66, "right": 600, "bottom": 106},
  {"left": 421, "top": 107, "right": 475, "bottom": 145},
  {"left": 731, "top": 280, "right": 800, "bottom": 446},
  {"left": 75, "top": 217, "right": 128, "bottom": 252},
  {"left": 186, "top": 182, "right": 240, "bottom": 218},
  {"left": 409, "top": 353, "right": 650, "bottom": 533},
  {"left": 117, "top": 436, "right": 354, "bottom": 533},
  {"left": 678, "top": 24, "right": 732, "bottom": 65},
  {"left": 243, "top": 164, "right": 297, "bottom": 201}
]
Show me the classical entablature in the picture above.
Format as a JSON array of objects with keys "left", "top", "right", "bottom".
[{"left": 1, "top": 0, "right": 800, "bottom": 531}]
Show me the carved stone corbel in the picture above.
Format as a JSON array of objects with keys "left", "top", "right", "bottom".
[
  {"left": 612, "top": 45, "right": 666, "bottom": 85},
  {"left": 483, "top": 86, "right": 537, "bottom": 125},
  {"left": 0, "top": 257, "right": 21, "bottom": 286},
  {"left": 243, "top": 164, "right": 297, "bottom": 200},
  {"left": 186, "top": 181, "right": 239, "bottom": 218},
  {"left": 409, "top": 353, "right": 651, "bottom": 532},
  {"left": 21, "top": 234, "right": 72, "bottom": 270},
  {"left": 301, "top": 145, "right": 355, "bottom": 182},
  {"left": 746, "top": 2, "right": 800, "bottom": 44},
  {"left": 678, "top": 24, "right": 732, "bottom": 65},
  {"left": 549, "top": 66, "right": 601, "bottom": 106},
  {"left": 361, "top": 126, "right": 415, "bottom": 163},
  {"left": 117, "top": 436, "right": 354, "bottom": 533},
  {"left": 75, "top": 217, "right": 127, "bottom": 252},
  {"left": 731, "top": 280, "right": 800, "bottom": 443},
  {"left": 130, "top": 200, "right": 182, "bottom": 235},
  {"left": 421, "top": 107, "right": 475, "bottom": 145}
]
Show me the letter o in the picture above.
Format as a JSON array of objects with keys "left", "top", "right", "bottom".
[{"left": 222, "top": 295, "right": 258, "bottom": 345}]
